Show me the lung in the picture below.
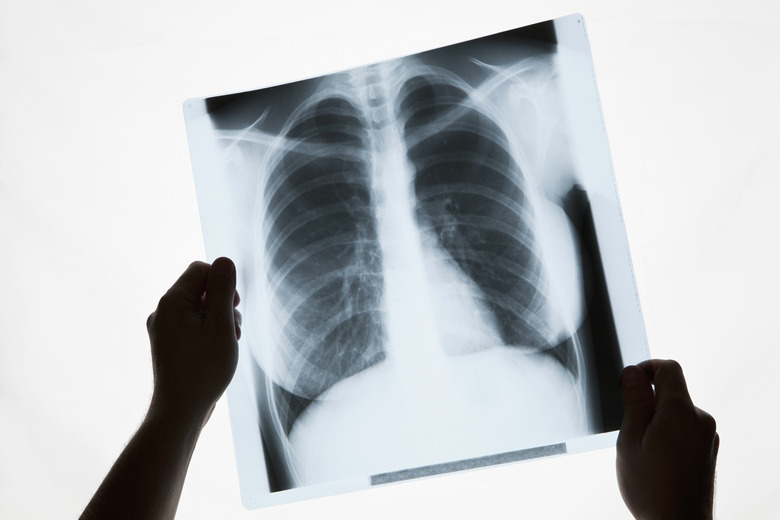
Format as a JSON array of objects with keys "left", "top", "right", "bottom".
[
  {"left": 263, "top": 88, "right": 387, "bottom": 435},
  {"left": 397, "top": 72, "right": 578, "bottom": 376}
]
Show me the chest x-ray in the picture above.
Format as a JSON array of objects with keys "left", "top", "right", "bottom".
[{"left": 184, "top": 14, "right": 649, "bottom": 508}]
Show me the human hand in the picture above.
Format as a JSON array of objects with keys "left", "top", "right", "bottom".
[
  {"left": 616, "top": 359, "right": 719, "bottom": 520},
  {"left": 146, "top": 257, "right": 241, "bottom": 423}
]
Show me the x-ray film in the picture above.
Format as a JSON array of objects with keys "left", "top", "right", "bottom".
[{"left": 183, "top": 14, "right": 649, "bottom": 509}]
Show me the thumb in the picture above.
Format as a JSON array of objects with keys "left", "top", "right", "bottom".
[
  {"left": 205, "top": 257, "right": 237, "bottom": 327},
  {"left": 619, "top": 365, "right": 655, "bottom": 446}
]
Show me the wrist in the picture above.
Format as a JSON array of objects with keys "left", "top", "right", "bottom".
[
  {"left": 633, "top": 500, "right": 713, "bottom": 520},
  {"left": 147, "top": 396, "right": 214, "bottom": 433}
]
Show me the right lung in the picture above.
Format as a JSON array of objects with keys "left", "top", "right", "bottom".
[{"left": 263, "top": 89, "right": 387, "bottom": 435}]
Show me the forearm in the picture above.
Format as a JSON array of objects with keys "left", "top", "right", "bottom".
[{"left": 80, "top": 406, "right": 207, "bottom": 520}]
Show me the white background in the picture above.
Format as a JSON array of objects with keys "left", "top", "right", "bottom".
[{"left": 1, "top": 1, "right": 778, "bottom": 518}]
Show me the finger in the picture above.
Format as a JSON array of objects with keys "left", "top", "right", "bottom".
[
  {"left": 146, "top": 311, "right": 157, "bottom": 334},
  {"left": 618, "top": 365, "right": 655, "bottom": 446},
  {"left": 712, "top": 432, "right": 720, "bottom": 459},
  {"left": 234, "top": 309, "right": 242, "bottom": 339},
  {"left": 639, "top": 359, "right": 693, "bottom": 407},
  {"left": 165, "top": 261, "right": 209, "bottom": 305},
  {"left": 205, "top": 257, "right": 237, "bottom": 327},
  {"left": 234, "top": 289, "right": 240, "bottom": 308}
]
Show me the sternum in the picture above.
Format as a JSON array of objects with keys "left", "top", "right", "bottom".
[{"left": 358, "top": 63, "right": 445, "bottom": 375}]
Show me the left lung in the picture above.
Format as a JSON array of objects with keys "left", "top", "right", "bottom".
[{"left": 398, "top": 72, "right": 576, "bottom": 372}]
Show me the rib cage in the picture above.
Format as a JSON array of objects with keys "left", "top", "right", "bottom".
[{"left": 261, "top": 59, "right": 580, "bottom": 435}]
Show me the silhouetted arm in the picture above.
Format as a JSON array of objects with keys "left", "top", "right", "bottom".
[
  {"left": 617, "top": 359, "right": 719, "bottom": 520},
  {"left": 80, "top": 257, "right": 241, "bottom": 520}
]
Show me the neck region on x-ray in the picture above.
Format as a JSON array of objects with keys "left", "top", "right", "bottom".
[{"left": 207, "top": 39, "right": 616, "bottom": 492}]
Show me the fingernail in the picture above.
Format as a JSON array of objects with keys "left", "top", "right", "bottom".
[
  {"left": 623, "top": 367, "right": 640, "bottom": 388},
  {"left": 215, "top": 258, "right": 234, "bottom": 277}
]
